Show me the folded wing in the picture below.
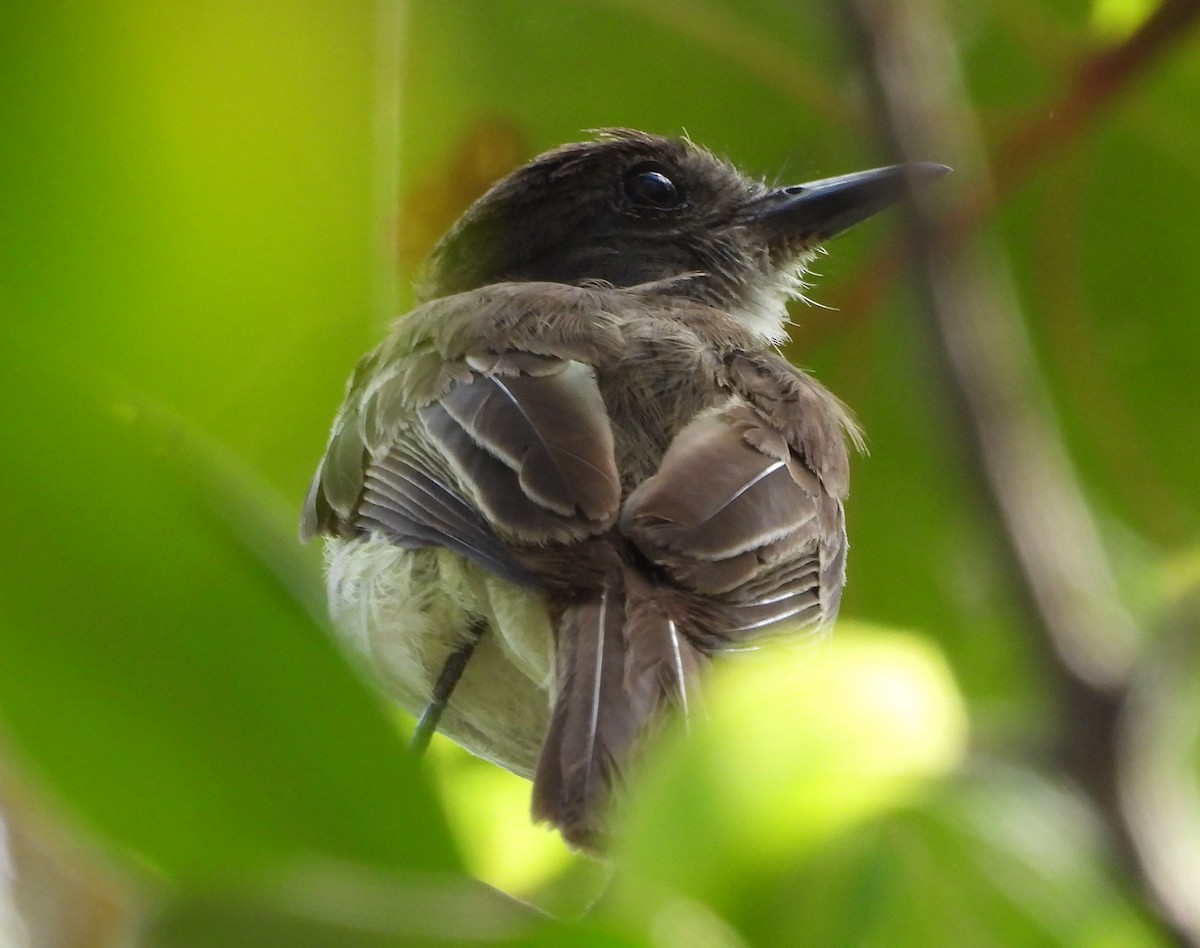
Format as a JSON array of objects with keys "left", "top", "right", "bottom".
[
  {"left": 620, "top": 394, "right": 849, "bottom": 648},
  {"left": 301, "top": 288, "right": 625, "bottom": 581}
]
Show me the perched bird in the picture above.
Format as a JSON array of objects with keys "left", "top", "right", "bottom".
[{"left": 302, "top": 129, "right": 944, "bottom": 850}]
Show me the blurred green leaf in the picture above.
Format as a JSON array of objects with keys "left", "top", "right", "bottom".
[
  {"left": 609, "top": 627, "right": 968, "bottom": 924},
  {"left": 605, "top": 627, "right": 1165, "bottom": 944},
  {"left": 144, "top": 864, "right": 556, "bottom": 945},
  {"left": 0, "top": 336, "right": 456, "bottom": 881},
  {"left": 735, "top": 768, "right": 1165, "bottom": 947},
  {"left": 144, "top": 863, "right": 639, "bottom": 948},
  {"left": 148, "top": 904, "right": 406, "bottom": 948}
]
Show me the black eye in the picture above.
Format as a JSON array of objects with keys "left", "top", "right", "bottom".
[{"left": 623, "top": 164, "right": 685, "bottom": 210}]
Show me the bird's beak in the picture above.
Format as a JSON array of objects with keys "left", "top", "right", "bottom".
[{"left": 746, "top": 162, "right": 950, "bottom": 244}]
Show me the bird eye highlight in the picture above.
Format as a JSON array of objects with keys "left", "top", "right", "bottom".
[{"left": 623, "top": 163, "right": 685, "bottom": 210}]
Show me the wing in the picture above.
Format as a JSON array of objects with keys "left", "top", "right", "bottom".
[
  {"left": 620, "top": 352, "right": 861, "bottom": 647},
  {"left": 301, "top": 284, "right": 628, "bottom": 584}
]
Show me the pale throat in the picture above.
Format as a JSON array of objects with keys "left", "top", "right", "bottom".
[{"left": 727, "top": 254, "right": 815, "bottom": 346}]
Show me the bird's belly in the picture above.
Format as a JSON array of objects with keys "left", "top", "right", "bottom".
[{"left": 323, "top": 534, "right": 554, "bottom": 777}]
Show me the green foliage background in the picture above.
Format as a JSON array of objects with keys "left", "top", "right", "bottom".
[{"left": 1, "top": 1, "right": 1197, "bottom": 945}]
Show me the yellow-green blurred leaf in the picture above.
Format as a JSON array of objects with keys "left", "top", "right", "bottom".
[{"left": 611, "top": 626, "right": 968, "bottom": 918}]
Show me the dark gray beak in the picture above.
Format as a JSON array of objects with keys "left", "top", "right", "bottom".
[{"left": 748, "top": 162, "right": 950, "bottom": 243}]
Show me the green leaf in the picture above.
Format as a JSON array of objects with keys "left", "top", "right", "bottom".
[
  {"left": 0, "top": 337, "right": 457, "bottom": 881},
  {"left": 144, "top": 863, "right": 639, "bottom": 948},
  {"left": 609, "top": 626, "right": 969, "bottom": 923},
  {"left": 737, "top": 768, "right": 1167, "bottom": 948}
]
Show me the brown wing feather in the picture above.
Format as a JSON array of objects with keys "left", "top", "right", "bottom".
[
  {"left": 435, "top": 361, "right": 619, "bottom": 522},
  {"left": 724, "top": 351, "right": 863, "bottom": 497},
  {"left": 356, "top": 449, "right": 538, "bottom": 587},
  {"left": 301, "top": 285, "right": 625, "bottom": 567},
  {"left": 621, "top": 406, "right": 832, "bottom": 588},
  {"left": 620, "top": 395, "right": 849, "bottom": 644},
  {"left": 419, "top": 357, "right": 620, "bottom": 545}
]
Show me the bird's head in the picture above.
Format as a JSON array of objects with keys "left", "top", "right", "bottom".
[{"left": 419, "top": 129, "right": 946, "bottom": 343}]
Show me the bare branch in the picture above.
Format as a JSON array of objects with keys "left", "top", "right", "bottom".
[{"left": 839, "top": 0, "right": 1200, "bottom": 942}]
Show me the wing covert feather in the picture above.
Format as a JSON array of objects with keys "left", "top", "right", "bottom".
[
  {"left": 301, "top": 285, "right": 624, "bottom": 575},
  {"left": 621, "top": 395, "right": 849, "bottom": 640},
  {"left": 435, "top": 361, "right": 619, "bottom": 522}
]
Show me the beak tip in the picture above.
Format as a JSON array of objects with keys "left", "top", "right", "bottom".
[
  {"left": 908, "top": 161, "right": 953, "bottom": 183},
  {"left": 753, "top": 160, "right": 952, "bottom": 244}
]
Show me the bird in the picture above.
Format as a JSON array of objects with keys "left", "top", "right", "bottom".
[{"left": 301, "top": 129, "right": 945, "bottom": 851}]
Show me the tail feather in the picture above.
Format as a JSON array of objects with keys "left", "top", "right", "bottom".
[
  {"left": 531, "top": 568, "right": 704, "bottom": 850},
  {"left": 622, "top": 569, "right": 704, "bottom": 725}
]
